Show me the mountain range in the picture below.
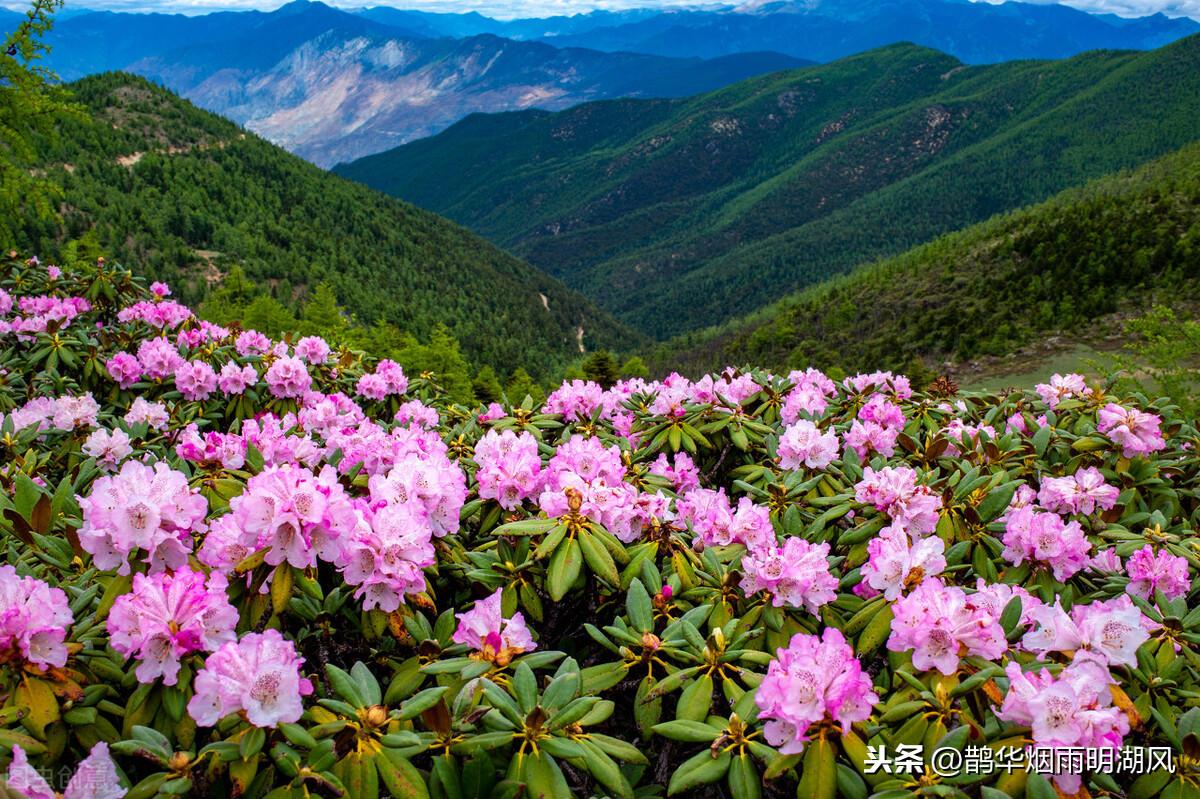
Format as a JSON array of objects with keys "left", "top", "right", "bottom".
[
  {"left": 38, "top": 1, "right": 804, "bottom": 165},
  {"left": 335, "top": 34, "right": 1200, "bottom": 340},
  {"left": 18, "top": 73, "right": 641, "bottom": 374},
  {"left": 514, "top": 0, "right": 1199, "bottom": 63},
  {"left": 22, "top": 0, "right": 1200, "bottom": 166}
]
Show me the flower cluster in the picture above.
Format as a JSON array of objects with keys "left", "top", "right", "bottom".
[
  {"left": 755, "top": 629, "right": 878, "bottom": 754},
  {"left": 888, "top": 579, "right": 1007, "bottom": 674},
  {"left": 740, "top": 538, "right": 838, "bottom": 613},
  {"left": 108, "top": 567, "right": 238, "bottom": 685},
  {"left": 188, "top": 630, "right": 314, "bottom": 728},
  {"left": 78, "top": 460, "right": 208, "bottom": 574},
  {"left": 474, "top": 429, "right": 544, "bottom": 510},
  {"left": 0, "top": 566, "right": 73, "bottom": 670}
]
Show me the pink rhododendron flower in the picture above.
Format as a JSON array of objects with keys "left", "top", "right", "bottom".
[
  {"left": 1001, "top": 506, "right": 1092, "bottom": 581},
  {"left": 367, "top": 451, "right": 467, "bottom": 538},
  {"left": 188, "top": 630, "right": 313, "bottom": 728},
  {"left": 356, "top": 372, "right": 388, "bottom": 400},
  {"left": 544, "top": 379, "right": 604, "bottom": 421},
  {"left": 83, "top": 428, "right": 134, "bottom": 471},
  {"left": 478, "top": 402, "right": 506, "bottom": 423},
  {"left": 648, "top": 452, "right": 700, "bottom": 494},
  {"left": 854, "top": 466, "right": 942, "bottom": 536},
  {"left": 861, "top": 525, "right": 946, "bottom": 600},
  {"left": 124, "top": 397, "right": 169, "bottom": 430},
  {"left": 174, "top": 360, "right": 218, "bottom": 401},
  {"left": 235, "top": 330, "right": 271, "bottom": 356},
  {"left": 294, "top": 336, "right": 330, "bottom": 365},
  {"left": 394, "top": 399, "right": 438, "bottom": 428},
  {"left": 740, "top": 538, "right": 837, "bottom": 613},
  {"left": 265, "top": 356, "right": 312, "bottom": 399},
  {"left": 229, "top": 464, "right": 361, "bottom": 570},
  {"left": 997, "top": 656, "right": 1128, "bottom": 792},
  {"left": 675, "top": 488, "right": 773, "bottom": 549},
  {"left": 1020, "top": 596, "right": 1149, "bottom": 668},
  {"left": 136, "top": 336, "right": 184, "bottom": 379},
  {"left": 1089, "top": 548, "right": 1124, "bottom": 574},
  {"left": 1097, "top": 403, "right": 1166, "bottom": 457},
  {"left": 1038, "top": 466, "right": 1119, "bottom": 516},
  {"left": 78, "top": 460, "right": 207, "bottom": 574},
  {"left": 1127, "top": 545, "right": 1190, "bottom": 600},
  {"left": 452, "top": 588, "right": 536, "bottom": 665},
  {"left": 888, "top": 579, "right": 1007, "bottom": 675},
  {"left": 218, "top": 362, "right": 258, "bottom": 394},
  {"left": 1035, "top": 373, "right": 1092, "bottom": 409},
  {"left": 474, "top": 429, "right": 543, "bottom": 510},
  {"left": 755, "top": 628, "right": 878, "bottom": 754},
  {"left": 106, "top": 351, "right": 142, "bottom": 388},
  {"left": 4, "top": 743, "right": 123, "bottom": 799},
  {"left": 375, "top": 360, "right": 408, "bottom": 395},
  {"left": 150, "top": 281, "right": 171, "bottom": 297},
  {"left": 108, "top": 566, "right": 238, "bottom": 685},
  {"left": 777, "top": 419, "right": 839, "bottom": 471},
  {"left": 0, "top": 565, "right": 73, "bottom": 670}
]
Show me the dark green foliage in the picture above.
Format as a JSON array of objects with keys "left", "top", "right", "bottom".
[
  {"left": 620, "top": 355, "right": 650, "bottom": 379},
  {"left": 0, "top": 0, "right": 80, "bottom": 247},
  {"left": 582, "top": 349, "right": 621, "bottom": 388},
  {"left": 471, "top": 365, "right": 504, "bottom": 404},
  {"left": 659, "top": 141, "right": 1200, "bottom": 376},
  {"left": 338, "top": 37, "right": 1200, "bottom": 340},
  {"left": 13, "top": 72, "right": 642, "bottom": 376}
]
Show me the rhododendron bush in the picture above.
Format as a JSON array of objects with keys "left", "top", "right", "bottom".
[{"left": 0, "top": 253, "right": 1198, "bottom": 799}]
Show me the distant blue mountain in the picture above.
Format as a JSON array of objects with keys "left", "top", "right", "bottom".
[
  {"left": 526, "top": 0, "right": 1199, "bottom": 63},
  {"left": 33, "top": 1, "right": 806, "bottom": 165}
]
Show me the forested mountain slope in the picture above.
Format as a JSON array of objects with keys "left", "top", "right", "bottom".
[
  {"left": 659, "top": 140, "right": 1200, "bottom": 376},
  {"left": 337, "top": 36, "right": 1200, "bottom": 339},
  {"left": 14, "top": 73, "right": 642, "bottom": 375}
]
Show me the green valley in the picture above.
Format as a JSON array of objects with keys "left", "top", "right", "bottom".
[{"left": 337, "top": 36, "right": 1200, "bottom": 340}]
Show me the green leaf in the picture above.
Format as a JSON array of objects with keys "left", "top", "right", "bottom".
[
  {"left": 547, "top": 537, "right": 582, "bottom": 601},
  {"left": 668, "top": 749, "right": 732, "bottom": 795},
  {"left": 796, "top": 736, "right": 836, "bottom": 799},
  {"left": 856, "top": 604, "right": 894, "bottom": 656},
  {"left": 327, "top": 664, "right": 367, "bottom": 708},
  {"left": 728, "top": 754, "right": 762, "bottom": 799},
  {"left": 976, "top": 479, "right": 1020, "bottom": 523},
  {"left": 16, "top": 677, "right": 59, "bottom": 739},
  {"left": 397, "top": 687, "right": 449, "bottom": 721},
  {"left": 626, "top": 579, "right": 654, "bottom": 633},
  {"left": 652, "top": 720, "right": 721, "bottom": 743},
  {"left": 513, "top": 662, "right": 537, "bottom": 714},
  {"left": 676, "top": 672, "right": 714, "bottom": 722},
  {"left": 578, "top": 528, "right": 620, "bottom": 587},
  {"left": 351, "top": 661, "right": 382, "bottom": 707},
  {"left": 377, "top": 749, "right": 431, "bottom": 799}
]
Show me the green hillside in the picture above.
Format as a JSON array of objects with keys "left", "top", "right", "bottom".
[
  {"left": 656, "top": 140, "right": 1200, "bottom": 376},
  {"left": 336, "top": 36, "right": 1200, "bottom": 339},
  {"left": 13, "top": 73, "right": 642, "bottom": 376}
]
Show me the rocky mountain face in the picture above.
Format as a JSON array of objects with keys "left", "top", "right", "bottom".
[{"left": 40, "top": 1, "right": 803, "bottom": 166}]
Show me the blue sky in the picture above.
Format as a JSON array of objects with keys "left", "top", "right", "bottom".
[{"left": 6, "top": 0, "right": 1198, "bottom": 20}]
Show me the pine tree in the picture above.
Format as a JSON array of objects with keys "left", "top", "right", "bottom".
[
  {"left": 583, "top": 350, "right": 620, "bottom": 388},
  {"left": 301, "top": 282, "right": 349, "bottom": 339},
  {"left": 505, "top": 368, "right": 545, "bottom": 407},
  {"left": 472, "top": 366, "right": 503, "bottom": 404}
]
